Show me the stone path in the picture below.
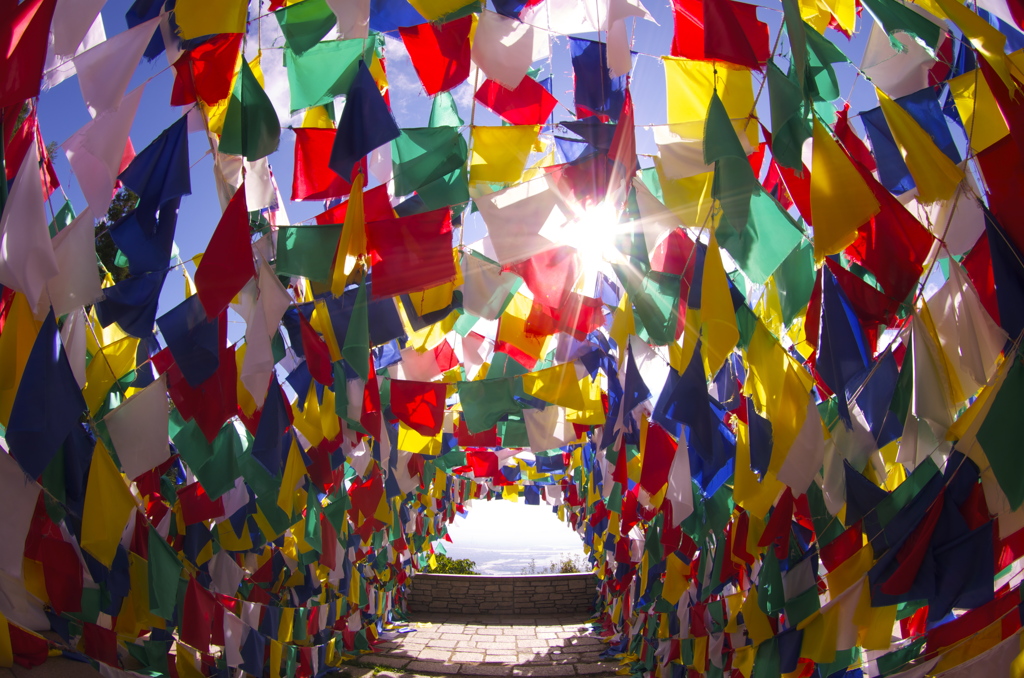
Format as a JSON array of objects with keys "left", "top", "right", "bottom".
[{"left": 351, "top": 613, "right": 619, "bottom": 677}]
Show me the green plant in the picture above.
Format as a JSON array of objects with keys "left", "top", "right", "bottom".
[
  {"left": 430, "top": 553, "right": 479, "bottom": 575},
  {"left": 95, "top": 188, "right": 139, "bottom": 283}
]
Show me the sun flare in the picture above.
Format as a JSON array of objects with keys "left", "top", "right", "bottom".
[{"left": 557, "top": 201, "right": 627, "bottom": 281}]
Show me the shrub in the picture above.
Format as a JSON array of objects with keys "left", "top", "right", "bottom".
[{"left": 431, "top": 553, "right": 479, "bottom": 574}]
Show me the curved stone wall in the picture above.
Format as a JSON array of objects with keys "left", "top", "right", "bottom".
[{"left": 405, "top": 573, "right": 597, "bottom": 616}]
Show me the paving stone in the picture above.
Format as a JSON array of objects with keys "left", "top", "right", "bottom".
[
  {"left": 480, "top": 642, "right": 517, "bottom": 651},
  {"left": 477, "top": 629, "right": 503, "bottom": 636},
  {"left": 511, "top": 665, "right": 577, "bottom": 677},
  {"left": 573, "top": 663, "right": 619, "bottom": 675},
  {"left": 419, "top": 650, "right": 454, "bottom": 661},
  {"left": 451, "top": 652, "right": 487, "bottom": 662},
  {"left": 483, "top": 654, "right": 519, "bottom": 663},
  {"left": 336, "top": 667, "right": 375, "bottom": 678},
  {"left": 460, "top": 665, "right": 513, "bottom": 676},
  {"left": 433, "top": 639, "right": 461, "bottom": 648},
  {"left": 365, "top": 655, "right": 412, "bottom": 669},
  {"left": 407, "top": 661, "right": 462, "bottom": 674}
]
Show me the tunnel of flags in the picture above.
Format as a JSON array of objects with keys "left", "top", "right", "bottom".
[{"left": 4, "top": 0, "right": 1024, "bottom": 675}]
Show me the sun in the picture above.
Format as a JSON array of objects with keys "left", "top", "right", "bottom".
[{"left": 556, "top": 201, "right": 627, "bottom": 281}]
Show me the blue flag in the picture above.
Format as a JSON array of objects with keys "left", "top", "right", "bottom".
[
  {"left": 329, "top": 61, "right": 401, "bottom": 181},
  {"left": 118, "top": 115, "right": 191, "bottom": 233},
  {"left": 7, "top": 310, "right": 89, "bottom": 479},
  {"left": 156, "top": 295, "right": 221, "bottom": 388},
  {"left": 95, "top": 269, "right": 169, "bottom": 338}
]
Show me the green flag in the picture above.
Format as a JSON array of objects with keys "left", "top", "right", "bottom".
[
  {"left": 768, "top": 61, "right": 811, "bottom": 171},
  {"left": 220, "top": 59, "right": 281, "bottom": 160},
  {"left": 274, "top": 0, "right": 337, "bottom": 55},
  {"left": 148, "top": 527, "right": 183, "bottom": 620},
  {"left": 285, "top": 39, "right": 375, "bottom": 112},
  {"left": 392, "top": 127, "right": 468, "bottom": 197},
  {"left": 457, "top": 378, "right": 521, "bottom": 433},
  {"left": 343, "top": 279, "right": 370, "bottom": 380},
  {"left": 977, "top": 359, "right": 1024, "bottom": 510},
  {"left": 429, "top": 91, "right": 464, "bottom": 128},
  {"left": 774, "top": 238, "right": 815, "bottom": 325},
  {"left": 276, "top": 225, "right": 343, "bottom": 282}
]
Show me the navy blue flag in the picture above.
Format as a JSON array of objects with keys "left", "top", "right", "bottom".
[
  {"left": 156, "top": 295, "right": 221, "bottom": 388},
  {"left": 569, "top": 37, "right": 627, "bottom": 121},
  {"left": 7, "top": 310, "right": 89, "bottom": 479},
  {"left": 118, "top": 115, "right": 191, "bottom": 232},
  {"left": 95, "top": 270, "right": 169, "bottom": 338},
  {"left": 817, "top": 267, "right": 872, "bottom": 427},
  {"left": 330, "top": 61, "right": 401, "bottom": 180}
]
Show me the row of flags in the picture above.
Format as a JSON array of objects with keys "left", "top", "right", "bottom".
[{"left": 4, "top": 0, "right": 1024, "bottom": 676}]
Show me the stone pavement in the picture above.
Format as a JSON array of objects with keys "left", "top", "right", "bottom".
[{"left": 350, "top": 613, "right": 620, "bottom": 677}]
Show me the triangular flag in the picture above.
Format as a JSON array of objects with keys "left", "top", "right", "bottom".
[{"left": 195, "top": 184, "right": 255, "bottom": 317}]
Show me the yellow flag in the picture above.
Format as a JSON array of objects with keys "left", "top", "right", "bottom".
[
  {"left": 733, "top": 645, "right": 755, "bottom": 678},
  {"left": 0, "top": 612, "right": 12, "bottom": 668},
  {"left": 278, "top": 437, "right": 307, "bottom": 517},
  {"left": 825, "top": 545, "right": 872, "bottom": 597},
  {"left": 81, "top": 441, "right": 137, "bottom": 567},
  {"left": 279, "top": 608, "right": 295, "bottom": 643},
  {"left": 332, "top": 172, "right": 367, "bottom": 292},
  {"left": 810, "top": 117, "right": 881, "bottom": 261},
  {"left": 799, "top": 607, "right": 838, "bottom": 664},
  {"left": 407, "top": 0, "right": 477, "bottom": 20},
  {"left": 820, "top": 0, "right": 855, "bottom": 33},
  {"left": 83, "top": 335, "right": 141, "bottom": 415},
  {"left": 701, "top": 230, "right": 739, "bottom": 377},
  {"left": 949, "top": 70, "right": 1010, "bottom": 153},
  {"left": 745, "top": 324, "right": 813, "bottom": 476},
  {"left": 663, "top": 58, "right": 757, "bottom": 146},
  {"left": 497, "top": 293, "right": 550, "bottom": 361},
  {"left": 655, "top": 163, "right": 715, "bottom": 228},
  {"left": 470, "top": 126, "right": 541, "bottom": 184},
  {"left": 878, "top": 90, "right": 964, "bottom": 204},
  {"left": 0, "top": 293, "right": 41, "bottom": 427},
  {"left": 174, "top": 0, "right": 248, "bottom": 39},
  {"left": 522, "top": 362, "right": 586, "bottom": 410},
  {"left": 741, "top": 587, "right": 775, "bottom": 644},
  {"left": 662, "top": 553, "right": 690, "bottom": 604},
  {"left": 935, "top": 0, "right": 1015, "bottom": 91},
  {"left": 733, "top": 422, "right": 785, "bottom": 519},
  {"left": 397, "top": 422, "right": 444, "bottom": 455},
  {"left": 302, "top": 108, "right": 334, "bottom": 129}
]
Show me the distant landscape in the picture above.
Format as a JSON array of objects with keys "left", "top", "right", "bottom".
[
  {"left": 441, "top": 500, "right": 587, "bottom": 575},
  {"left": 442, "top": 545, "right": 587, "bottom": 575}
]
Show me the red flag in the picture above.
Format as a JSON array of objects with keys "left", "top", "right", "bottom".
[
  {"left": 511, "top": 245, "right": 581, "bottom": 308},
  {"left": 399, "top": 16, "right": 472, "bottom": 95},
  {"left": 299, "top": 310, "right": 334, "bottom": 386},
  {"left": 0, "top": 0, "right": 58, "bottom": 108},
  {"left": 671, "top": 0, "right": 768, "bottom": 68},
  {"left": 475, "top": 76, "right": 558, "bottom": 125},
  {"left": 365, "top": 207, "right": 456, "bottom": 298},
  {"left": 390, "top": 379, "right": 447, "bottom": 436},
  {"left": 170, "top": 33, "right": 243, "bottom": 106},
  {"left": 466, "top": 450, "right": 499, "bottom": 478},
  {"left": 963, "top": 231, "right": 1000, "bottom": 325},
  {"left": 195, "top": 184, "right": 255, "bottom": 317},
  {"left": 3, "top": 109, "right": 59, "bottom": 197},
  {"left": 181, "top": 578, "right": 217, "bottom": 653},
  {"left": 292, "top": 128, "right": 357, "bottom": 201},
  {"left": 314, "top": 182, "right": 392, "bottom": 224},
  {"left": 608, "top": 88, "right": 637, "bottom": 198},
  {"left": 835, "top": 103, "right": 876, "bottom": 172},
  {"left": 638, "top": 422, "right": 677, "bottom": 496},
  {"left": 845, "top": 164, "right": 935, "bottom": 310}
]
